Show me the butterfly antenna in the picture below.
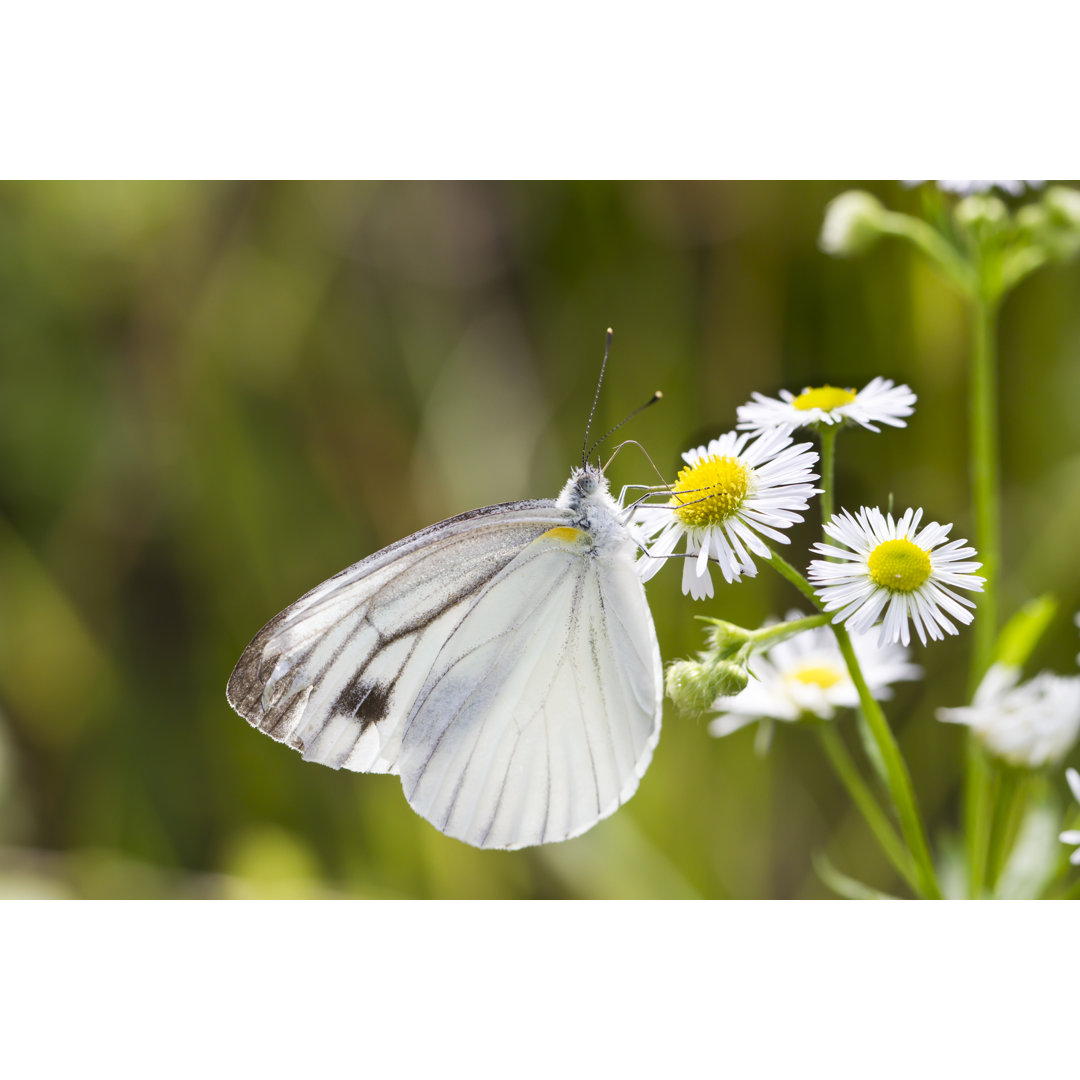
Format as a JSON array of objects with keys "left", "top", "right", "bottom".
[
  {"left": 582, "top": 328, "right": 614, "bottom": 470},
  {"left": 586, "top": 392, "right": 663, "bottom": 467}
]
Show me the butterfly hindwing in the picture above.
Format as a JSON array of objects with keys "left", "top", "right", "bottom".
[{"left": 398, "top": 532, "right": 662, "bottom": 848}]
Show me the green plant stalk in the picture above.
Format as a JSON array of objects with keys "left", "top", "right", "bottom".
[
  {"left": 964, "top": 291, "right": 1001, "bottom": 896},
  {"left": 878, "top": 211, "right": 978, "bottom": 296},
  {"left": 766, "top": 549, "right": 820, "bottom": 605},
  {"left": 831, "top": 625, "right": 942, "bottom": 899},
  {"left": 749, "top": 612, "right": 831, "bottom": 648},
  {"left": 971, "top": 292, "right": 1000, "bottom": 679},
  {"left": 766, "top": 547, "right": 942, "bottom": 899},
  {"left": 817, "top": 724, "right": 920, "bottom": 894},
  {"left": 818, "top": 424, "right": 837, "bottom": 527}
]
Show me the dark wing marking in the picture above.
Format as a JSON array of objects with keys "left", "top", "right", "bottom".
[{"left": 226, "top": 500, "right": 569, "bottom": 772}]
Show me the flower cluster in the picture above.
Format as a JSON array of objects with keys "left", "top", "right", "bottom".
[
  {"left": 631, "top": 377, "right": 983, "bottom": 650},
  {"left": 628, "top": 182, "right": 1080, "bottom": 897}
]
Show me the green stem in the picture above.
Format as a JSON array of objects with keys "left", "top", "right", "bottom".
[
  {"left": 878, "top": 211, "right": 978, "bottom": 295},
  {"left": 971, "top": 293, "right": 1000, "bottom": 681},
  {"left": 818, "top": 424, "right": 837, "bottom": 528},
  {"left": 832, "top": 625, "right": 942, "bottom": 899},
  {"left": 765, "top": 549, "right": 942, "bottom": 899},
  {"left": 817, "top": 725, "right": 920, "bottom": 894},
  {"left": 964, "top": 291, "right": 1001, "bottom": 897},
  {"left": 765, "top": 549, "right": 819, "bottom": 605},
  {"left": 749, "top": 612, "right": 830, "bottom": 648}
]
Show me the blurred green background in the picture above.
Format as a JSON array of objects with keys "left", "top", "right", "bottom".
[{"left": 2, "top": 180, "right": 1078, "bottom": 899}]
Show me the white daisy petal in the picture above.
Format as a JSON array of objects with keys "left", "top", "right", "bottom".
[
  {"left": 808, "top": 505, "right": 984, "bottom": 647},
  {"left": 938, "top": 665, "right": 1080, "bottom": 770},
  {"left": 1068, "top": 767, "right": 1080, "bottom": 804}
]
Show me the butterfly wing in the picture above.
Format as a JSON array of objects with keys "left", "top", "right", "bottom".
[
  {"left": 227, "top": 500, "right": 565, "bottom": 773},
  {"left": 397, "top": 530, "right": 662, "bottom": 848},
  {"left": 227, "top": 499, "right": 662, "bottom": 849}
]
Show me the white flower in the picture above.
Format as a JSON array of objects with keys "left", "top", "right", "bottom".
[
  {"left": 937, "top": 664, "right": 1080, "bottom": 769},
  {"left": 902, "top": 180, "right": 1043, "bottom": 196},
  {"left": 819, "top": 191, "right": 887, "bottom": 256},
  {"left": 808, "top": 506, "right": 984, "bottom": 647},
  {"left": 1059, "top": 769, "right": 1080, "bottom": 866},
  {"left": 634, "top": 428, "right": 819, "bottom": 599},
  {"left": 709, "top": 612, "right": 922, "bottom": 746},
  {"left": 736, "top": 377, "right": 916, "bottom": 435}
]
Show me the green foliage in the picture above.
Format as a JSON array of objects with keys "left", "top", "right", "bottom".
[{"left": 1, "top": 180, "right": 1079, "bottom": 898}]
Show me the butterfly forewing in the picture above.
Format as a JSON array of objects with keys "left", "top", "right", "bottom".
[
  {"left": 227, "top": 479, "right": 663, "bottom": 850},
  {"left": 227, "top": 502, "right": 564, "bottom": 766}
]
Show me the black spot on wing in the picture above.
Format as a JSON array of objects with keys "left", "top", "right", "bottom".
[{"left": 333, "top": 675, "right": 392, "bottom": 730}]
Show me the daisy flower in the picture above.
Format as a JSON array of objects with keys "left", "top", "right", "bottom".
[
  {"left": 634, "top": 428, "right": 820, "bottom": 599},
  {"left": 736, "top": 377, "right": 916, "bottom": 435},
  {"left": 709, "top": 612, "right": 922, "bottom": 747},
  {"left": 937, "top": 665, "right": 1080, "bottom": 769},
  {"left": 808, "top": 506, "right": 984, "bottom": 647},
  {"left": 1059, "top": 769, "right": 1080, "bottom": 866}
]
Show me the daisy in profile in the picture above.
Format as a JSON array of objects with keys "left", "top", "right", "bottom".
[
  {"left": 709, "top": 612, "right": 922, "bottom": 750},
  {"left": 1060, "top": 769, "right": 1080, "bottom": 866},
  {"left": 937, "top": 665, "right": 1080, "bottom": 768},
  {"left": 808, "top": 506, "right": 984, "bottom": 647},
  {"left": 634, "top": 428, "right": 819, "bottom": 599},
  {"left": 736, "top": 377, "right": 916, "bottom": 435}
]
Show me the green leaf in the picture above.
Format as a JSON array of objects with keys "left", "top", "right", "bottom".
[
  {"left": 992, "top": 594, "right": 1058, "bottom": 669},
  {"left": 813, "top": 853, "right": 900, "bottom": 900},
  {"left": 854, "top": 706, "right": 890, "bottom": 791},
  {"left": 995, "top": 794, "right": 1063, "bottom": 900},
  {"left": 935, "top": 830, "right": 971, "bottom": 900}
]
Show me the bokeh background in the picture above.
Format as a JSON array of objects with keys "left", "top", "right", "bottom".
[{"left": 2, "top": 180, "right": 1079, "bottom": 898}]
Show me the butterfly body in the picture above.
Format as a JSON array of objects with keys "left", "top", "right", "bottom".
[{"left": 227, "top": 464, "right": 663, "bottom": 850}]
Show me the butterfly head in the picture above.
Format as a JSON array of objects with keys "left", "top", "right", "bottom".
[{"left": 557, "top": 462, "right": 615, "bottom": 520}]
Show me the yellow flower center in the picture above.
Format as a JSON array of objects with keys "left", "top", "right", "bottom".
[
  {"left": 792, "top": 385, "right": 857, "bottom": 412},
  {"left": 788, "top": 663, "right": 846, "bottom": 690},
  {"left": 867, "top": 537, "right": 931, "bottom": 593},
  {"left": 670, "top": 455, "right": 750, "bottom": 528}
]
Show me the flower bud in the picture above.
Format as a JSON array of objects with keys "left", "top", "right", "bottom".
[
  {"left": 1016, "top": 203, "right": 1048, "bottom": 233},
  {"left": 665, "top": 656, "right": 750, "bottom": 715},
  {"left": 1043, "top": 185, "right": 1080, "bottom": 230},
  {"left": 709, "top": 658, "right": 751, "bottom": 698},
  {"left": 819, "top": 191, "right": 887, "bottom": 257},
  {"left": 700, "top": 618, "right": 753, "bottom": 657},
  {"left": 954, "top": 194, "right": 1009, "bottom": 232}
]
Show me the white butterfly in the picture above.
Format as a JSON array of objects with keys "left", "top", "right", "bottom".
[{"left": 227, "top": 440, "right": 663, "bottom": 851}]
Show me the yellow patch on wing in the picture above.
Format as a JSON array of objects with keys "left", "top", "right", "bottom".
[{"left": 543, "top": 526, "right": 586, "bottom": 544}]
